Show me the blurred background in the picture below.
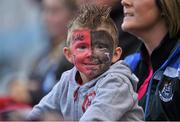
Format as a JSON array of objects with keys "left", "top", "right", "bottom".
[
  {"left": 0, "top": 0, "right": 140, "bottom": 120},
  {"left": 0, "top": 0, "right": 48, "bottom": 95}
]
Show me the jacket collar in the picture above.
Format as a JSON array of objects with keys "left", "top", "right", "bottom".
[{"left": 139, "top": 32, "right": 180, "bottom": 71}]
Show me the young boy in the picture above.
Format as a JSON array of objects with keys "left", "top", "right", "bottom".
[{"left": 27, "top": 5, "right": 144, "bottom": 121}]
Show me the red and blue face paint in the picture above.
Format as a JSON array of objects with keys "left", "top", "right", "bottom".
[{"left": 70, "top": 29, "right": 114, "bottom": 81}]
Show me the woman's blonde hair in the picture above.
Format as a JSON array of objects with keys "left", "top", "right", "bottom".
[{"left": 157, "top": 0, "right": 180, "bottom": 37}]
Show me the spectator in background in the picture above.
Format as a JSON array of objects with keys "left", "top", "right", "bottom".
[
  {"left": 75, "top": 0, "right": 141, "bottom": 59},
  {"left": 28, "top": 0, "right": 76, "bottom": 106},
  {"left": 123, "top": 0, "right": 180, "bottom": 120}
]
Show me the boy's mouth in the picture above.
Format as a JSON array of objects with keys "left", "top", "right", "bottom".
[
  {"left": 83, "top": 63, "right": 99, "bottom": 70},
  {"left": 83, "top": 59, "right": 100, "bottom": 65},
  {"left": 84, "top": 62, "right": 98, "bottom": 65}
]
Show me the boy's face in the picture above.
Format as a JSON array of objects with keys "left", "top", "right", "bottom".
[{"left": 69, "top": 28, "right": 115, "bottom": 81}]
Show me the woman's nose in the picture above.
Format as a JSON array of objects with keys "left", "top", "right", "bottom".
[{"left": 121, "top": 0, "right": 132, "bottom": 7}]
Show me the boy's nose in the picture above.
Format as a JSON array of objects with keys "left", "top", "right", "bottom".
[{"left": 86, "top": 48, "right": 93, "bottom": 57}]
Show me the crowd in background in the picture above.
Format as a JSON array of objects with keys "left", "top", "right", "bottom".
[{"left": 0, "top": 0, "right": 179, "bottom": 121}]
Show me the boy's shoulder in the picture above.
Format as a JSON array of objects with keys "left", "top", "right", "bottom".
[
  {"left": 56, "top": 67, "right": 76, "bottom": 85},
  {"left": 60, "top": 66, "right": 76, "bottom": 78},
  {"left": 95, "top": 60, "right": 138, "bottom": 89}
]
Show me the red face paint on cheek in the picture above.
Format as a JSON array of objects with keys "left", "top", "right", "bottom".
[{"left": 70, "top": 29, "right": 94, "bottom": 77}]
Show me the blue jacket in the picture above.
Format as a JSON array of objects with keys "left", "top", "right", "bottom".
[{"left": 124, "top": 39, "right": 180, "bottom": 120}]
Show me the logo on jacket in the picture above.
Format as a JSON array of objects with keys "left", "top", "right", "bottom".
[
  {"left": 159, "top": 82, "right": 173, "bottom": 102},
  {"left": 82, "top": 91, "right": 96, "bottom": 112}
]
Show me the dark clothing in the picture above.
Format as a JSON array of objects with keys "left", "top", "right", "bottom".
[
  {"left": 124, "top": 33, "right": 180, "bottom": 120},
  {"left": 136, "top": 34, "right": 179, "bottom": 91}
]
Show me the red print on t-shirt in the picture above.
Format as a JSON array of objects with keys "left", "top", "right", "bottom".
[{"left": 82, "top": 91, "right": 96, "bottom": 112}]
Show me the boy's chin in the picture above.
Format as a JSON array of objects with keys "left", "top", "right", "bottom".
[
  {"left": 85, "top": 72, "right": 104, "bottom": 80},
  {"left": 79, "top": 68, "right": 107, "bottom": 82}
]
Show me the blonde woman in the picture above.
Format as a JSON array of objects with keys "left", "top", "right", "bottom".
[{"left": 122, "top": 0, "right": 180, "bottom": 120}]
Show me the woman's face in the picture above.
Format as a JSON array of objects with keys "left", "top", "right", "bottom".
[{"left": 121, "top": 0, "right": 162, "bottom": 35}]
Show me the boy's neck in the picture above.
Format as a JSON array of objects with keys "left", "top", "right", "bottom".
[
  {"left": 75, "top": 72, "right": 91, "bottom": 85},
  {"left": 75, "top": 72, "right": 83, "bottom": 85}
]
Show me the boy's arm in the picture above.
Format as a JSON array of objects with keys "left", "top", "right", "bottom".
[
  {"left": 80, "top": 74, "right": 144, "bottom": 121},
  {"left": 27, "top": 81, "right": 62, "bottom": 120}
]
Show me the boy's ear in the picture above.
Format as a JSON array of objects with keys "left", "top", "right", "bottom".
[
  {"left": 63, "top": 47, "right": 73, "bottom": 63},
  {"left": 112, "top": 47, "right": 122, "bottom": 63}
]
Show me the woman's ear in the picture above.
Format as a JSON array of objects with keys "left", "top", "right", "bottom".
[
  {"left": 112, "top": 47, "right": 122, "bottom": 63},
  {"left": 63, "top": 47, "right": 73, "bottom": 63}
]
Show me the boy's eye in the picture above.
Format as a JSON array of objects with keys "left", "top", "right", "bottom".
[
  {"left": 77, "top": 45, "right": 87, "bottom": 50},
  {"left": 96, "top": 44, "right": 107, "bottom": 49},
  {"left": 97, "top": 45, "right": 104, "bottom": 49}
]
